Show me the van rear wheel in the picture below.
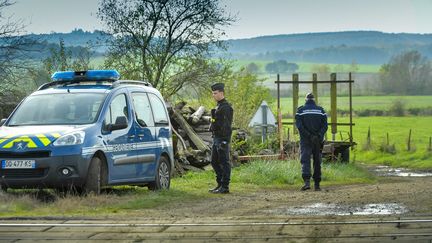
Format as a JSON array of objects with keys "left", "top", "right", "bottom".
[{"left": 148, "top": 156, "right": 171, "bottom": 191}]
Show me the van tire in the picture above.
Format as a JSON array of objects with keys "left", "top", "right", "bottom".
[
  {"left": 148, "top": 156, "right": 171, "bottom": 191},
  {"left": 83, "top": 157, "right": 102, "bottom": 195},
  {"left": 0, "top": 185, "right": 7, "bottom": 193}
]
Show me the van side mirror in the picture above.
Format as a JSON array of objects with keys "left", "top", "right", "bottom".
[
  {"left": 0, "top": 118, "right": 7, "bottom": 126},
  {"left": 108, "top": 116, "right": 128, "bottom": 131}
]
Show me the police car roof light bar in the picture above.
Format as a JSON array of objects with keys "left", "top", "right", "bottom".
[
  {"left": 38, "top": 70, "right": 121, "bottom": 90},
  {"left": 51, "top": 70, "right": 120, "bottom": 82}
]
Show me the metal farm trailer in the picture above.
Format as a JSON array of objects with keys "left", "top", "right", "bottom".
[{"left": 275, "top": 73, "right": 356, "bottom": 162}]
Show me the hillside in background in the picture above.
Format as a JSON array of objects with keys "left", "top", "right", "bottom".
[
  {"left": 224, "top": 31, "right": 432, "bottom": 64},
  {"left": 26, "top": 29, "right": 111, "bottom": 51},
  {"left": 226, "top": 31, "right": 432, "bottom": 53},
  {"left": 6, "top": 30, "right": 432, "bottom": 65}
]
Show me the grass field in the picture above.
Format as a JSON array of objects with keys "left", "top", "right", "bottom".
[
  {"left": 348, "top": 117, "right": 432, "bottom": 168},
  {"left": 272, "top": 96, "right": 432, "bottom": 116},
  {"left": 232, "top": 59, "right": 381, "bottom": 73},
  {"left": 283, "top": 116, "right": 432, "bottom": 169},
  {"left": 0, "top": 160, "right": 373, "bottom": 217}
]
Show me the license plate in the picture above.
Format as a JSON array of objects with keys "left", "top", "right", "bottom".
[{"left": 1, "top": 160, "right": 36, "bottom": 169}]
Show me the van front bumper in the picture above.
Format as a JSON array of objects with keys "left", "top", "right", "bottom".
[{"left": 0, "top": 154, "right": 92, "bottom": 189}]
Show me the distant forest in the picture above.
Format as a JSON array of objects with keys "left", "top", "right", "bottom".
[
  {"left": 6, "top": 30, "right": 432, "bottom": 65},
  {"left": 224, "top": 31, "right": 432, "bottom": 64}
]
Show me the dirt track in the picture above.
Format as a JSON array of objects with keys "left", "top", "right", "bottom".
[
  {"left": 125, "top": 175, "right": 432, "bottom": 220},
  {"left": 1, "top": 172, "right": 432, "bottom": 242}
]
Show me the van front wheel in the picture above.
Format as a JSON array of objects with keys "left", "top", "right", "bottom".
[
  {"left": 148, "top": 156, "right": 171, "bottom": 191},
  {"left": 83, "top": 157, "right": 102, "bottom": 194}
]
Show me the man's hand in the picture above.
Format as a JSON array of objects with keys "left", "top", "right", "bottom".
[{"left": 219, "top": 141, "right": 228, "bottom": 150}]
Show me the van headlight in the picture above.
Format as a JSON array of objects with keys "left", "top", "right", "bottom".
[{"left": 53, "top": 131, "right": 85, "bottom": 146}]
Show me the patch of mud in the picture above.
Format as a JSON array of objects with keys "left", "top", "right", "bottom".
[
  {"left": 262, "top": 203, "right": 408, "bottom": 216},
  {"left": 374, "top": 165, "right": 432, "bottom": 177}
]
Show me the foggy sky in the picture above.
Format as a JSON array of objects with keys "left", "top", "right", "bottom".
[{"left": 4, "top": 0, "right": 432, "bottom": 39}]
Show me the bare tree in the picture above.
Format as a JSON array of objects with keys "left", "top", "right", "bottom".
[
  {"left": 98, "top": 0, "right": 235, "bottom": 97},
  {"left": 0, "top": 0, "right": 36, "bottom": 78},
  {"left": 380, "top": 51, "right": 432, "bottom": 95},
  {"left": 0, "top": 0, "right": 38, "bottom": 112}
]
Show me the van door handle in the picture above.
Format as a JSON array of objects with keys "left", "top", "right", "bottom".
[
  {"left": 138, "top": 134, "right": 145, "bottom": 138},
  {"left": 128, "top": 135, "right": 136, "bottom": 139}
]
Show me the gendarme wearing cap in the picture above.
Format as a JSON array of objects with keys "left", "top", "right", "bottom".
[
  {"left": 211, "top": 83, "right": 225, "bottom": 92},
  {"left": 209, "top": 81, "right": 233, "bottom": 194}
]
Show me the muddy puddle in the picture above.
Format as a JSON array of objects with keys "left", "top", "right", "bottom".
[
  {"left": 373, "top": 165, "right": 432, "bottom": 177},
  {"left": 262, "top": 203, "right": 408, "bottom": 216}
]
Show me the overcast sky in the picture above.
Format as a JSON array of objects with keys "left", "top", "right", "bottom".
[{"left": 4, "top": 0, "right": 432, "bottom": 39}]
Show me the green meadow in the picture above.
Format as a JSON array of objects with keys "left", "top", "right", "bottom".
[
  {"left": 232, "top": 59, "right": 381, "bottom": 73},
  {"left": 274, "top": 96, "right": 432, "bottom": 116},
  {"left": 348, "top": 116, "right": 432, "bottom": 169}
]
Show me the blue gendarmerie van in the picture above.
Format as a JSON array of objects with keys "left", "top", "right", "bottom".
[{"left": 0, "top": 70, "right": 174, "bottom": 194}]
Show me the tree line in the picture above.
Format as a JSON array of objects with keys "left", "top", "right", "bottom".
[{"left": 379, "top": 51, "right": 432, "bottom": 95}]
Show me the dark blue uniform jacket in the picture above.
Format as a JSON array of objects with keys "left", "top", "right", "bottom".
[
  {"left": 295, "top": 100, "right": 328, "bottom": 144},
  {"left": 210, "top": 98, "right": 233, "bottom": 140}
]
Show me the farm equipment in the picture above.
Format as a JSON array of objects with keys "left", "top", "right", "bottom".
[{"left": 275, "top": 73, "right": 356, "bottom": 162}]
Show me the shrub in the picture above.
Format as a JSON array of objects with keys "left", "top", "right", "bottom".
[
  {"left": 389, "top": 100, "right": 406, "bottom": 116},
  {"left": 379, "top": 142, "right": 396, "bottom": 154}
]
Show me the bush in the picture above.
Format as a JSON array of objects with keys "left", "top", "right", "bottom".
[
  {"left": 389, "top": 100, "right": 406, "bottom": 116},
  {"left": 378, "top": 143, "right": 396, "bottom": 154},
  {"left": 408, "top": 107, "right": 432, "bottom": 116},
  {"left": 232, "top": 130, "right": 280, "bottom": 156}
]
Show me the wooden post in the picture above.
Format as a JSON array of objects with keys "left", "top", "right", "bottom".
[
  {"left": 277, "top": 74, "right": 280, "bottom": 111},
  {"left": 407, "top": 129, "right": 412, "bottom": 151},
  {"left": 367, "top": 126, "right": 371, "bottom": 147},
  {"left": 349, "top": 72, "right": 353, "bottom": 146},
  {"left": 429, "top": 137, "right": 431, "bottom": 152},
  {"left": 292, "top": 73, "right": 299, "bottom": 135},
  {"left": 386, "top": 132, "right": 389, "bottom": 146},
  {"left": 330, "top": 73, "right": 337, "bottom": 141},
  {"left": 277, "top": 74, "right": 284, "bottom": 159},
  {"left": 312, "top": 73, "right": 318, "bottom": 104}
]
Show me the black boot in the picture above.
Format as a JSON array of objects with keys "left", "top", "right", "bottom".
[
  {"left": 314, "top": 182, "right": 321, "bottom": 191},
  {"left": 209, "top": 184, "right": 221, "bottom": 193},
  {"left": 213, "top": 186, "right": 230, "bottom": 194},
  {"left": 301, "top": 180, "right": 311, "bottom": 191}
]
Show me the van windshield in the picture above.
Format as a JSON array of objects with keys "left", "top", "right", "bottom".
[{"left": 8, "top": 93, "right": 106, "bottom": 126}]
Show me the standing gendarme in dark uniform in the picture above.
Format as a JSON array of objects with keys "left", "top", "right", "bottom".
[
  {"left": 295, "top": 93, "right": 328, "bottom": 191},
  {"left": 209, "top": 83, "right": 233, "bottom": 194}
]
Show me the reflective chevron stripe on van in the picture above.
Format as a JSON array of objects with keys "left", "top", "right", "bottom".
[{"left": 0, "top": 133, "right": 62, "bottom": 148}]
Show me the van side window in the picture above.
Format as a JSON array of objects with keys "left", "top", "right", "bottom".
[
  {"left": 132, "top": 93, "right": 154, "bottom": 127},
  {"left": 148, "top": 93, "right": 168, "bottom": 125},
  {"left": 104, "top": 94, "right": 128, "bottom": 130}
]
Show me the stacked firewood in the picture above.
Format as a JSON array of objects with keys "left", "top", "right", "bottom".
[
  {"left": 168, "top": 102, "right": 281, "bottom": 176},
  {"left": 168, "top": 102, "right": 214, "bottom": 175}
]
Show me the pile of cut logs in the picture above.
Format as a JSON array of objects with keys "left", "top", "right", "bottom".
[
  {"left": 168, "top": 102, "right": 284, "bottom": 176},
  {"left": 168, "top": 102, "right": 214, "bottom": 175}
]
